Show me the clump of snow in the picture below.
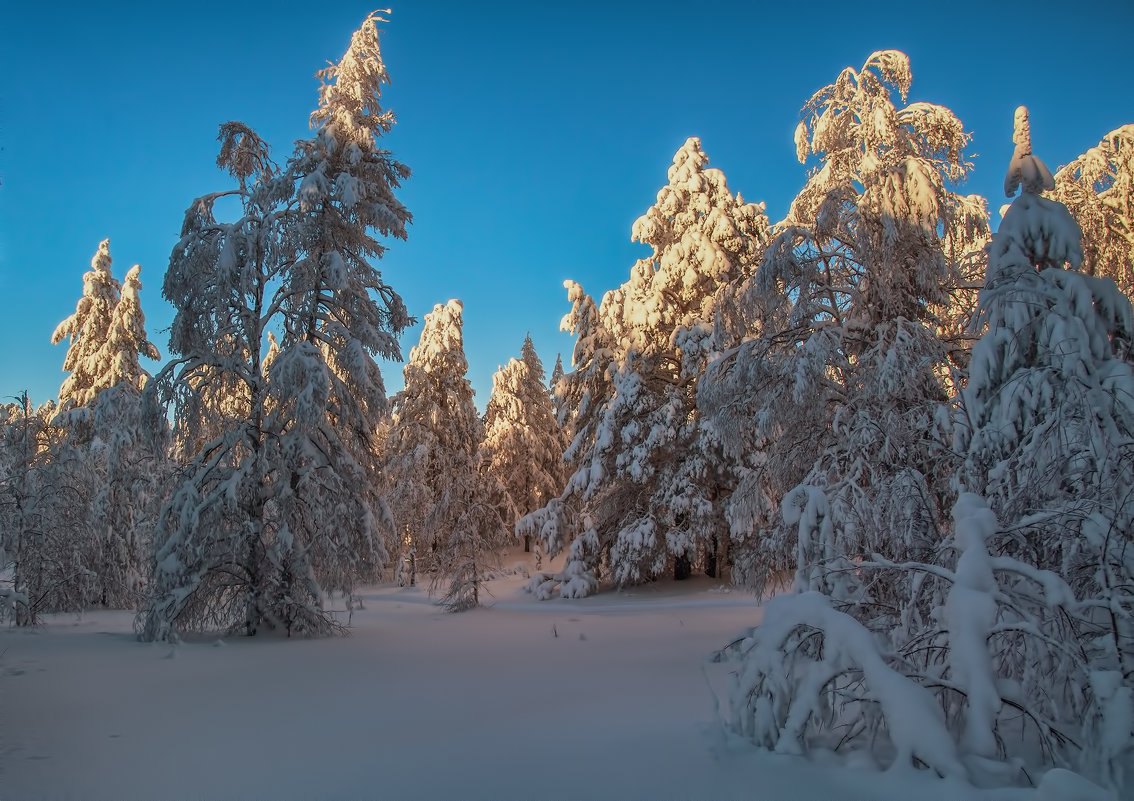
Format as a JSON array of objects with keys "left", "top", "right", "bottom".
[
  {"left": 723, "top": 590, "right": 966, "bottom": 779},
  {"left": 944, "top": 493, "right": 1001, "bottom": 758}
]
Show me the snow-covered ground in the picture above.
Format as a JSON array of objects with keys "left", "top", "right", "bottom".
[{"left": 0, "top": 565, "right": 1078, "bottom": 800}]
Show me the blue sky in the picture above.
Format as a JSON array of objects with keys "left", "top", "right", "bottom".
[{"left": 2, "top": 0, "right": 1131, "bottom": 409}]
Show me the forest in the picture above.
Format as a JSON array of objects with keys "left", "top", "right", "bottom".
[{"left": 1, "top": 12, "right": 1131, "bottom": 795}]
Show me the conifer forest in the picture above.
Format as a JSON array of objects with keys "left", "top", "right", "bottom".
[{"left": 2, "top": 10, "right": 1132, "bottom": 799}]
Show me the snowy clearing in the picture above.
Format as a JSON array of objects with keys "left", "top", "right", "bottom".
[{"left": 1, "top": 571, "right": 1069, "bottom": 801}]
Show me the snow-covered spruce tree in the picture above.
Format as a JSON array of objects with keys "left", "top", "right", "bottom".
[
  {"left": 549, "top": 351, "right": 566, "bottom": 410},
  {"left": 701, "top": 51, "right": 986, "bottom": 596},
  {"left": 431, "top": 482, "right": 507, "bottom": 612},
  {"left": 53, "top": 253, "right": 162, "bottom": 409},
  {"left": 138, "top": 13, "right": 410, "bottom": 640},
  {"left": 520, "top": 138, "right": 769, "bottom": 597},
  {"left": 1050, "top": 123, "right": 1134, "bottom": 298},
  {"left": 384, "top": 301, "right": 501, "bottom": 606},
  {"left": 51, "top": 241, "right": 160, "bottom": 408},
  {"left": 100, "top": 264, "right": 161, "bottom": 393},
  {"left": 50, "top": 240, "right": 123, "bottom": 409},
  {"left": 516, "top": 280, "right": 614, "bottom": 595},
  {"left": 481, "top": 336, "right": 565, "bottom": 556},
  {"left": 721, "top": 107, "right": 1133, "bottom": 792},
  {"left": 951, "top": 106, "right": 1134, "bottom": 787},
  {"left": 385, "top": 300, "right": 479, "bottom": 568},
  {"left": 50, "top": 255, "right": 165, "bottom": 609}
]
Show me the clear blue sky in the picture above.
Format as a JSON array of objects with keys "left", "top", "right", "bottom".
[{"left": 2, "top": 0, "right": 1131, "bottom": 408}]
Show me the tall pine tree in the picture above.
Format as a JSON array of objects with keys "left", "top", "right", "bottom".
[
  {"left": 384, "top": 300, "right": 500, "bottom": 606},
  {"left": 51, "top": 240, "right": 148, "bottom": 408},
  {"left": 139, "top": 13, "right": 410, "bottom": 640},
  {"left": 481, "top": 335, "right": 565, "bottom": 558},
  {"left": 522, "top": 138, "right": 769, "bottom": 597}
]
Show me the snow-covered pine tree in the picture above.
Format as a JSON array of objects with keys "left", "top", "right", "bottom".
[
  {"left": 1050, "top": 123, "right": 1134, "bottom": 298},
  {"left": 51, "top": 240, "right": 123, "bottom": 408},
  {"left": 139, "top": 13, "right": 410, "bottom": 640},
  {"left": 385, "top": 300, "right": 500, "bottom": 606},
  {"left": 952, "top": 106, "right": 1134, "bottom": 787},
  {"left": 520, "top": 138, "right": 769, "bottom": 597},
  {"left": 554, "top": 281, "right": 615, "bottom": 478},
  {"left": 283, "top": 9, "right": 411, "bottom": 506},
  {"left": 46, "top": 243, "right": 164, "bottom": 612},
  {"left": 101, "top": 265, "right": 161, "bottom": 393},
  {"left": 83, "top": 264, "right": 166, "bottom": 607},
  {"left": 701, "top": 51, "right": 986, "bottom": 596},
  {"left": 516, "top": 281, "right": 614, "bottom": 593},
  {"left": 481, "top": 336, "right": 565, "bottom": 557},
  {"left": 549, "top": 351, "right": 565, "bottom": 399}
]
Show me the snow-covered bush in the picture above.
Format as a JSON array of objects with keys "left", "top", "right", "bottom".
[{"left": 723, "top": 492, "right": 1127, "bottom": 787}]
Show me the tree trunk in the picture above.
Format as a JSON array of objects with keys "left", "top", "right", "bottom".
[
  {"left": 705, "top": 534, "right": 718, "bottom": 579},
  {"left": 674, "top": 551, "right": 691, "bottom": 581}
]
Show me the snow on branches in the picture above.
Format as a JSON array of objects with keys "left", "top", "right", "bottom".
[
  {"left": 51, "top": 240, "right": 159, "bottom": 409},
  {"left": 1051, "top": 123, "right": 1134, "bottom": 298},
  {"left": 384, "top": 300, "right": 504, "bottom": 609},
  {"left": 701, "top": 50, "right": 981, "bottom": 596},
  {"left": 481, "top": 336, "right": 566, "bottom": 562},
  {"left": 520, "top": 138, "right": 769, "bottom": 597},
  {"left": 138, "top": 14, "right": 410, "bottom": 640},
  {"left": 720, "top": 103, "right": 1133, "bottom": 792}
]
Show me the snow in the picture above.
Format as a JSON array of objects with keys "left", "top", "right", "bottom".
[
  {"left": 1004, "top": 107, "right": 1056, "bottom": 198},
  {"left": 2, "top": 564, "right": 1095, "bottom": 800},
  {"left": 944, "top": 494, "right": 1001, "bottom": 759},
  {"left": 727, "top": 590, "right": 967, "bottom": 779}
]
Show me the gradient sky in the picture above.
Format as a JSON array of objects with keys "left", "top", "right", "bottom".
[{"left": 2, "top": 0, "right": 1131, "bottom": 409}]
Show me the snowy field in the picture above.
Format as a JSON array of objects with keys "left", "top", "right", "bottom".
[{"left": 0, "top": 568, "right": 1089, "bottom": 800}]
